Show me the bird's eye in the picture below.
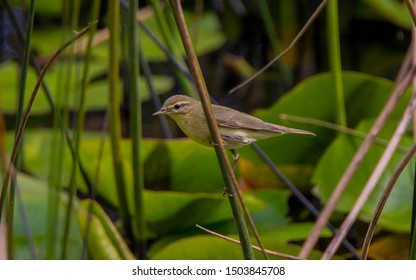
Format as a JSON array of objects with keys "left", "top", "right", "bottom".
[{"left": 174, "top": 104, "right": 182, "bottom": 110}]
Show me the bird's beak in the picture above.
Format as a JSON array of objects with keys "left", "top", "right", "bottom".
[{"left": 152, "top": 108, "right": 166, "bottom": 116}]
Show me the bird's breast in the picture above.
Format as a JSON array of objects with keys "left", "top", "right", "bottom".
[{"left": 175, "top": 115, "right": 212, "bottom": 147}]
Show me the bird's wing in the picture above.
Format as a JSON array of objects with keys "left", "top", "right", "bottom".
[{"left": 213, "top": 104, "right": 284, "bottom": 132}]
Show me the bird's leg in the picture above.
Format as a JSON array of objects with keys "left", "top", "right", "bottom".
[
  {"left": 210, "top": 138, "right": 218, "bottom": 147},
  {"left": 222, "top": 149, "right": 239, "bottom": 197},
  {"left": 210, "top": 139, "right": 239, "bottom": 170},
  {"left": 209, "top": 138, "right": 239, "bottom": 196},
  {"left": 230, "top": 149, "right": 239, "bottom": 172},
  {"left": 210, "top": 136, "right": 240, "bottom": 169}
]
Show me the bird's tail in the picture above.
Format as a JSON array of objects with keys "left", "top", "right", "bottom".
[{"left": 286, "top": 127, "right": 316, "bottom": 137}]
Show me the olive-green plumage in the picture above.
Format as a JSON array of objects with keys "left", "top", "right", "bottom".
[{"left": 153, "top": 95, "right": 315, "bottom": 149}]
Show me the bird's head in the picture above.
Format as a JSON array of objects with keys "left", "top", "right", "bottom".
[{"left": 152, "top": 95, "right": 196, "bottom": 119}]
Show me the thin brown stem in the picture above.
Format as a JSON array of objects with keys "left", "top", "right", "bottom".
[
  {"left": 0, "top": 224, "right": 7, "bottom": 259},
  {"left": 196, "top": 224, "right": 301, "bottom": 260},
  {"left": 406, "top": 0, "right": 416, "bottom": 26}
]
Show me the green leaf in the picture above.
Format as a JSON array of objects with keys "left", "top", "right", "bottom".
[
  {"left": 140, "top": 11, "right": 226, "bottom": 61},
  {"left": 78, "top": 138, "right": 225, "bottom": 198},
  {"left": 149, "top": 235, "right": 245, "bottom": 260},
  {"left": 78, "top": 11, "right": 225, "bottom": 63},
  {"left": 144, "top": 191, "right": 239, "bottom": 238},
  {"left": 144, "top": 139, "right": 224, "bottom": 192},
  {"left": 77, "top": 199, "right": 135, "bottom": 260},
  {"left": 362, "top": 0, "right": 412, "bottom": 29},
  {"left": 5, "top": 129, "right": 75, "bottom": 189},
  {"left": 30, "top": 28, "right": 67, "bottom": 54},
  {"left": 10, "top": 173, "right": 82, "bottom": 259},
  {"left": 149, "top": 235, "right": 327, "bottom": 260},
  {"left": 9, "top": 0, "right": 62, "bottom": 17},
  {"left": 262, "top": 223, "right": 333, "bottom": 242},
  {"left": 146, "top": 189, "right": 290, "bottom": 256},
  {"left": 80, "top": 138, "right": 271, "bottom": 239},
  {"left": 249, "top": 189, "right": 290, "bottom": 233},
  {"left": 313, "top": 119, "right": 413, "bottom": 232}
]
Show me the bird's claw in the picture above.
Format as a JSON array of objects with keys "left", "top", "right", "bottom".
[{"left": 222, "top": 187, "right": 234, "bottom": 197}]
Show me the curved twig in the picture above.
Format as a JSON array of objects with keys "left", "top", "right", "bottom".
[{"left": 228, "top": 0, "right": 327, "bottom": 94}]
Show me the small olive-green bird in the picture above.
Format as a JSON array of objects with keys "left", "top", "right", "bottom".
[{"left": 153, "top": 95, "right": 315, "bottom": 150}]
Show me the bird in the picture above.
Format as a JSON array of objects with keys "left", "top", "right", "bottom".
[{"left": 153, "top": 95, "right": 315, "bottom": 165}]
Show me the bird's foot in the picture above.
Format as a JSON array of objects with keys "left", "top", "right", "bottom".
[
  {"left": 230, "top": 149, "right": 239, "bottom": 171},
  {"left": 222, "top": 186, "right": 235, "bottom": 197}
]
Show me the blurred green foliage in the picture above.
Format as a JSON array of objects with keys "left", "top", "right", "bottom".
[{"left": 1, "top": 0, "right": 414, "bottom": 260}]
